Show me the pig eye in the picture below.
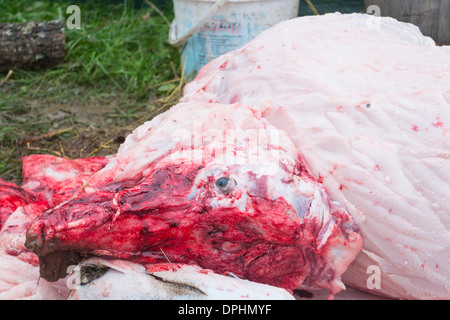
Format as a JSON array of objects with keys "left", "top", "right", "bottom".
[{"left": 215, "top": 177, "right": 232, "bottom": 193}]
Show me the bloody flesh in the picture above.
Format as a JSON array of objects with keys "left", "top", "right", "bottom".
[
  {"left": 0, "top": 179, "right": 36, "bottom": 229},
  {"left": 25, "top": 163, "right": 311, "bottom": 287},
  {"left": 21, "top": 154, "right": 109, "bottom": 207},
  {"left": 21, "top": 102, "right": 363, "bottom": 294},
  {"left": 25, "top": 159, "right": 360, "bottom": 292}
]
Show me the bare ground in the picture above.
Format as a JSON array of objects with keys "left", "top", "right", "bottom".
[{"left": 0, "top": 82, "right": 181, "bottom": 185}]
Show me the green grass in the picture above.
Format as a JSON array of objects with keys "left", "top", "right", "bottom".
[
  {"left": 300, "top": 0, "right": 364, "bottom": 16},
  {"left": 0, "top": 0, "right": 183, "bottom": 184},
  {"left": 0, "top": 0, "right": 181, "bottom": 101}
]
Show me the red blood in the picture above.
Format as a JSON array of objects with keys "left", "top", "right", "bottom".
[
  {"left": 21, "top": 154, "right": 108, "bottom": 207},
  {"left": 0, "top": 179, "right": 36, "bottom": 229},
  {"left": 219, "top": 61, "right": 228, "bottom": 69},
  {"left": 432, "top": 117, "right": 443, "bottom": 128},
  {"left": 317, "top": 174, "right": 324, "bottom": 184},
  {"left": 25, "top": 163, "right": 307, "bottom": 287},
  {"left": 24, "top": 154, "right": 361, "bottom": 292},
  {"left": 230, "top": 95, "right": 240, "bottom": 104}
]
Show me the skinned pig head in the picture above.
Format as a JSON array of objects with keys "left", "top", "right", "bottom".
[{"left": 25, "top": 102, "right": 362, "bottom": 295}]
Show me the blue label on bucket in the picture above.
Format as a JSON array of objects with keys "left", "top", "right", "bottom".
[
  {"left": 182, "top": 13, "right": 268, "bottom": 79},
  {"left": 173, "top": 0, "right": 299, "bottom": 79},
  {"left": 200, "top": 20, "right": 242, "bottom": 34}
]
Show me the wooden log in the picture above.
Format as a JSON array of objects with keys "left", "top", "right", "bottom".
[
  {"left": 364, "top": 0, "right": 450, "bottom": 45},
  {"left": 0, "top": 20, "right": 66, "bottom": 73}
]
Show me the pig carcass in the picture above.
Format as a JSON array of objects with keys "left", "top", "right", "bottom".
[
  {"left": 67, "top": 259, "right": 295, "bottom": 300},
  {"left": 0, "top": 149, "right": 301, "bottom": 300},
  {"left": 0, "top": 13, "right": 448, "bottom": 300},
  {"left": 181, "top": 13, "right": 450, "bottom": 299},
  {"left": 23, "top": 102, "right": 362, "bottom": 298}
]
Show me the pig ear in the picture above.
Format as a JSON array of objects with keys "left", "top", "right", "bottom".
[{"left": 21, "top": 154, "right": 108, "bottom": 207}]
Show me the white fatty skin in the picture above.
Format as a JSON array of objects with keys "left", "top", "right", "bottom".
[{"left": 68, "top": 259, "right": 295, "bottom": 300}]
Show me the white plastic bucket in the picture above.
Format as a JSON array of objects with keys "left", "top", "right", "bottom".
[{"left": 170, "top": 0, "right": 300, "bottom": 78}]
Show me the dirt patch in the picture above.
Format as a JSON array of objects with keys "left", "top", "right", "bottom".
[
  {"left": 0, "top": 68, "right": 185, "bottom": 185},
  {"left": 37, "top": 98, "right": 158, "bottom": 146},
  {"left": 1, "top": 92, "right": 172, "bottom": 185}
]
